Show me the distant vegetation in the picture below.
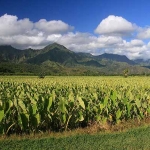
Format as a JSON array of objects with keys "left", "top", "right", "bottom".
[
  {"left": 123, "top": 69, "right": 129, "bottom": 77},
  {"left": 0, "top": 43, "right": 150, "bottom": 76},
  {"left": 38, "top": 72, "right": 45, "bottom": 78}
]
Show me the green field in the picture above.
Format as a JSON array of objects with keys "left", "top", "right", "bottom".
[
  {"left": 0, "top": 76, "right": 150, "bottom": 135},
  {"left": 0, "top": 76, "right": 150, "bottom": 149}
]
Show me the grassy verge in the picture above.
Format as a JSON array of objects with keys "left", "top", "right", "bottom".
[{"left": 0, "top": 125, "right": 149, "bottom": 150}]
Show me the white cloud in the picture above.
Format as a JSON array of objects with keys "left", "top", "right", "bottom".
[
  {"left": 96, "top": 35, "right": 123, "bottom": 46},
  {"left": 0, "top": 14, "right": 73, "bottom": 37},
  {"left": 0, "top": 14, "right": 33, "bottom": 36},
  {"left": 58, "top": 32, "right": 96, "bottom": 45},
  {"left": 130, "top": 39, "right": 144, "bottom": 46},
  {"left": 47, "top": 34, "right": 62, "bottom": 42},
  {"left": 95, "top": 15, "right": 135, "bottom": 36},
  {"left": 137, "top": 27, "right": 150, "bottom": 39},
  {"left": 105, "top": 40, "right": 147, "bottom": 59},
  {"left": 55, "top": 33, "right": 143, "bottom": 59},
  {"left": 0, "top": 14, "right": 74, "bottom": 49},
  {"left": 56, "top": 32, "right": 97, "bottom": 53},
  {"left": 35, "top": 19, "right": 74, "bottom": 34},
  {"left": 0, "top": 14, "right": 150, "bottom": 60},
  {"left": 0, "top": 35, "right": 46, "bottom": 49}
]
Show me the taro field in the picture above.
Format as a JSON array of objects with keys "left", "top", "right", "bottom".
[{"left": 0, "top": 76, "right": 150, "bottom": 135}]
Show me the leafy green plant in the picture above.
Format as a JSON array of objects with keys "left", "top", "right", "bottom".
[{"left": 0, "top": 76, "right": 150, "bottom": 135}]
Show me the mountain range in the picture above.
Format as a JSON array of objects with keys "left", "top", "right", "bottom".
[{"left": 0, "top": 43, "right": 150, "bottom": 76}]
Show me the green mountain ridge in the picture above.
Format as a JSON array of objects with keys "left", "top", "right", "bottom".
[
  {"left": 94, "top": 53, "right": 136, "bottom": 65},
  {"left": 0, "top": 43, "right": 150, "bottom": 75}
]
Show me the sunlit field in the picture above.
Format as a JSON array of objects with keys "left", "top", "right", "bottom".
[{"left": 0, "top": 76, "right": 150, "bottom": 135}]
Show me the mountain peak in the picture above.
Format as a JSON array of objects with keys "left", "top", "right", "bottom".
[
  {"left": 51, "top": 42, "right": 63, "bottom": 46},
  {"left": 43, "top": 43, "right": 71, "bottom": 53},
  {"left": 45, "top": 42, "right": 66, "bottom": 49}
]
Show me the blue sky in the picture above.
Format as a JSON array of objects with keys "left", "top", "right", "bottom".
[{"left": 0, "top": 0, "right": 150, "bottom": 59}]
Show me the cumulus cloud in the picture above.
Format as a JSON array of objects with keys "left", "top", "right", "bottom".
[
  {"left": 95, "top": 15, "right": 136, "bottom": 36},
  {"left": 130, "top": 39, "right": 144, "bottom": 46},
  {"left": 0, "top": 14, "right": 33, "bottom": 36},
  {"left": 35, "top": 19, "right": 74, "bottom": 34},
  {"left": 47, "top": 34, "right": 62, "bottom": 42},
  {"left": 0, "top": 14, "right": 73, "bottom": 36},
  {"left": 0, "top": 14, "right": 74, "bottom": 49},
  {"left": 0, "top": 14, "right": 150, "bottom": 60},
  {"left": 137, "top": 27, "right": 150, "bottom": 39},
  {"left": 0, "top": 35, "right": 46, "bottom": 49},
  {"left": 142, "top": 42, "right": 150, "bottom": 59},
  {"left": 52, "top": 33, "right": 147, "bottom": 59},
  {"left": 96, "top": 35, "right": 123, "bottom": 46},
  {"left": 103, "top": 40, "right": 147, "bottom": 60},
  {"left": 56, "top": 32, "right": 97, "bottom": 53}
]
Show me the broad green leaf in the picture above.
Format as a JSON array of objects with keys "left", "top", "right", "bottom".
[
  {"left": 111, "top": 91, "right": 117, "bottom": 104},
  {"left": 28, "top": 104, "right": 33, "bottom": 115},
  {"left": 4, "top": 101, "right": 10, "bottom": 113},
  {"left": 123, "top": 97, "right": 128, "bottom": 105},
  {"left": 0, "top": 110, "right": 4, "bottom": 122},
  {"left": 100, "top": 103, "right": 105, "bottom": 110},
  {"left": 147, "top": 107, "right": 150, "bottom": 113},
  {"left": 79, "top": 111, "right": 84, "bottom": 121},
  {"left": 44, "top": 97, "right": 49, "bottom": 110},
  {"left": 52, "top": 90, "right": 55, "bottom": 101},
  {"left": 104, "top": 96, "right": 108, "bottom": 107},
  {"left": 59, "top": 97, "right": 66, "bottom": 113},
  {"left": 69, "top": 93, "right": 74, "bottom": 102},
  {"left": 95, "top": 115, "right": 100, "bottom": 121},
  {"left": 48, "top": 96, "right": 53, "bottom": 110},
  {"left": 18, "top": 101, "right": 26, "bottom": 112},
  {"left": 142, "top": 103, "right": 147, "bottom": 108},
  {"left": 116, "top": 109, "right": 122, "bottom": 120},
  {"left": 62, "top": 114, "right": 66, "bottom": 123},
  {"left": 135, "top": 100, "right": 141, "bottom": 107},
  {"left": 93, "top": 93, "right": 98, "bottom": 100},
  {"left": 32, "top": 105, "right": 37, "bottom": 114},
  {"left": 111, "top": 91, "right": 117, "bottom": 100},
  {"left": 35, "top": 113, "right": 40, "bottom": 124},
  {"left": 20, "top": 113, "right": 28, "bottom": 129},
  {"left": 78, "top": 97, "right": 85, "bottom": 109}
]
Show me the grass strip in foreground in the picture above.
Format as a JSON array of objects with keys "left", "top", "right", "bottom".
[{"left": 0, "top": 126, "right": 150, "bottom": 150}]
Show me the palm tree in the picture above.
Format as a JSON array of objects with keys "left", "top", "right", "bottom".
[{"left": 123, "top": 69, "right": 129, "bottom": 78}]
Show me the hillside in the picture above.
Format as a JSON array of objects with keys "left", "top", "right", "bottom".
[
  {"left": 0, "top": 43, "right": 150, "bottom": 75},
  {"left": 94, "top": 53, "right": 136, "bottom": 65}
]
